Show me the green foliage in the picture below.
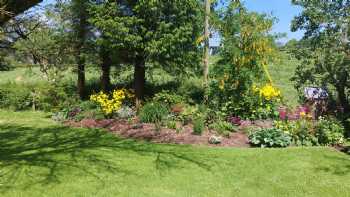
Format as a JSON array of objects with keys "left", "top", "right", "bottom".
[
  {"left": 166, "top": 120, "right": 177, "bottom": 130},
  {"left": 0, "top": 84, "right": 32, "bottom": 110},
  {"left": 193, "top": 117, "right": 205, "bottom": 135},
  {"left": 290, "top": 1, "right": 350, "bottom": 116},
  {"left": 139, "top": 102, "right": 169, "bottom": 124},
  {"left": 153, "top": 91, "right": 184, "bottom": 106},
  {"left": 275, "top": 117, "right": 345, "bottom": 146},
  {"left": 177, "top": 77, "right": 204, "bottom": 104},
  {"left": 0, "top": 81, "right": 78, "bottom": 112},
  {"left": 249, "top": 128, "right": 292, "bottom": 148},
  {"left": 315, "top": 117, "right": 345, "bottom": 145},
  {"left": 178, "top": 104, "right": 207, "bottom": 125},
  {"left": 209, "top": 2, "right": 278, "bottom": 119},
  {"left": 274, "top": 120, "right": 318, "bottom": 146},
  {"left": 13, "top": 24, "right": 73, "bottom": 84},
  {"left": 209, "top": 121, "right": 237, "bottom": 137},
  {"left": 89, "top": 0, "right": 202, "bottom": 75}
]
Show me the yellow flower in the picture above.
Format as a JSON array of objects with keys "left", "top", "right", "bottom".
[
  {"left": 219, "top": 79, "right": 225, "bottom": 90},
  {"left": 258, "top": 84, "right": 281, "bottom": 100},
  {"left": 90, "top": 88, "right": 135, "bottom": 116}
]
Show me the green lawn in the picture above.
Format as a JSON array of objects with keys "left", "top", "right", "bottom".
[
  {"left": 269, "top": 52, "right": 300, "bottom": 107},
  {"left": 0, "top": 110, "right": 350, "bottom": 197}
]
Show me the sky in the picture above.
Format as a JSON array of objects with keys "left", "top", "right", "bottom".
[
  {"left": 38, "top": 0, "right": 304, "bottom": 44},
  {"left": 244, "top": 0, "right": 304, "bottom": 43}
]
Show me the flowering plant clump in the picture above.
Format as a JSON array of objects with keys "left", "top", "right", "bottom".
[
  {"left": 90, "top": 89, "right": 134, "bottom": 116},
  {"left": 252, "top": 83, "right": 281, "bottom": 101}
]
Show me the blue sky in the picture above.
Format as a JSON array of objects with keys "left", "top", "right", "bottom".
[{"left": 244, "top": 0, "right": 304, "bottom": 43}]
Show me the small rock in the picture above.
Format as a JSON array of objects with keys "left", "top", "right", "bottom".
[{"left": 209, "top": 135, "right": 222, "bottom": 144}]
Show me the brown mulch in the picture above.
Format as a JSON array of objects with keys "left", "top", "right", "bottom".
[
  {"left": 334, "top": 145, "right": 350, "bottom": 154},
  {"left": 65, "top": 119, "right": 251, "bottom": 147}
]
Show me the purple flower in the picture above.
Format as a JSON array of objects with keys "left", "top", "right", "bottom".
[{"left": 228, "top": 116, "right": 242, "bottom": 125}]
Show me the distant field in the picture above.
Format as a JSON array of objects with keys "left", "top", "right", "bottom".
[{"left": 269, "top": 52, "right": 300, "bottom": 107}]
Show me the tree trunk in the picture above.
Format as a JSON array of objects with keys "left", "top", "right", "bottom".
[
  {"left": 100, "top": 47, "right": 111, "bottom": 92},
  {"left": 77, "top": 55, "right": 85, "bottom": 99},
  {"left": 134, "top": 58, "right": 145, "bottom": 106},
  {"left": 203, "top": 0, "right": 210, "bottom": 99},
  {"left": 337, "top": 85, "right": 349, "bottom": 113},
  {"left": 73, "top": 0, "right": 87, "bottom": 99}
]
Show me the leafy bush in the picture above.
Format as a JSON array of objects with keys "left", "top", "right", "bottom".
[
  {"left": 177, "top": 77, "right": 204, "bottom": 104},
  {"left": 275, "top": 117, "right": 345, "bottom": 146},
  {"left": 0, "top": 84, "right": 32, "bottom": 110},
  {"left": 315, "top": 117, "right": 344, "bottom": 145},
  {"left": 166, "top": 120, "right": 177, "bottom": 130},
  {"left": 0, "top": 82, "right": 78, "bottom": 112},
  {"left": 178, "top": 105, "right": 201, "bottom": 125},
  {"left": 90, "top": 89, "right": 134, "bottom": 116},
  {"left": 153, "top": 91, "right": 184, "bottom": 106},
  {"left": 193, "top": 118, "right": 205, "bottom": 135},
  {"left": 274, "top": 120, "right": 318, "bottom": 146},
  {"left": 36, "top": 84, "right": 78, "bottom": 111},
  {"left": 209, "top": 121, "right": 238, "bottom": 137},
  {"left": 249, "top": 128, "right": 292, "bottom": 148},
  {"left": 139, "top": 102, "right": 169, "bottom": 123}
]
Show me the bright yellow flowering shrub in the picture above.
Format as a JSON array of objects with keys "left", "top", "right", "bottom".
[
  {"left": 90, "top": 89, "right": 134, "bottom": 115},
  {"left": 252, "top": 83, "right": 281, "bottom": 101},
  {"left": 258, "top": 84, "right": 281, "bottom": 100}
]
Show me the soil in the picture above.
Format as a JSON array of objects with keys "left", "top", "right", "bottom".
[{"left": 65, "top": 118, "right": 252, "bottom": 148}]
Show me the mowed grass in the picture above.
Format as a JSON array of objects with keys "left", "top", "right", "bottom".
[
  {"left": 269, "top": 52, "right": 300, "bottom": 107},
  {"left": 0, "top": 110, "right": 350, "bottom": 197},
  {"left": 0, "top": 66, "right": 101, "bottom": 85}
]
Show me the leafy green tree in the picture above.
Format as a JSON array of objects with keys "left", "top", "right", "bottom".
[
  {"left": 0, "top": 0, "right": 42, "bottom": 26},
  {"left": 71, "top": 0, "right": 89, "bottom": 99},
  {"left": 209, "top": 1, "right": 277, "bottom": 118},
  {"left": 89, "top": 0, "right": 202, "bottom": 103},
  {"left": 291, "top": 0, "right": 350, "bottom": 113}
]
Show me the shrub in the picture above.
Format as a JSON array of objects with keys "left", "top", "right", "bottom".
[
  {"left": 177, "top": 77, "right": 204, "bottom": 104},
  {"left": 178, "top": 105, "right": 200, "bottom": 125},
  {"left": 36, "top": 84, "right": 78, "bottom": 111},
  {"left": 274, "top": 120, "right": 318, "bottom": 146},
  {"left": 90, "top": 89, "right": 134, "bottom": 116},
  {"left": 139, "top": 102, "right": 169, "bottom": 123},
  {"left": 315, "top": 117, "right": 344, "bottom": 145},
  {"left": 249, "top": 128, "right": 291, "bottom": 148},
  {"left": 209, "top": 121, "right": 238, "bottom": 137},
  {"left": 153, "top": 91, "right": 184, "bottom": 106},
  {"left": 193, "top": 118, "right": 205, "bottom": 135},
  {"left": 0, "top": 82, "right": 80, "bottom": 112},
  {"left": 0, "top": 84, "right": 32, "bottom": 110},
  {"left": 166, "top": 120, "right": 177, "bottom": 130}
]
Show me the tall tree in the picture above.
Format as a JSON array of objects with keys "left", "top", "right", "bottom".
[
  {"left": 72, "top": 0, "right": 88, "bottom": 99},
  {"left": 90, "top": 0, "right": 202, "bottom": 103},
  {"left": 291, "top": 0, "right": 350, "bottom": 113},
  {"left": 99, "top": 39, "right": 112, "bottom": 92},
  {"left": 0, "top": 0, "right": 42, "bottom": 26}
]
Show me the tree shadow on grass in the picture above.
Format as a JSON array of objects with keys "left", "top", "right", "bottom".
[
  {"left": 313, "top": 153, "right": 350, "bottom": 176},
  {"left": 0, "top": 123, "right": 215, "bottom": 192}
]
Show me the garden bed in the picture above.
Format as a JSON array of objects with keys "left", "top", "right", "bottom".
[{"left": 66, "top": 119, "right": 251, "bottom": 147}]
